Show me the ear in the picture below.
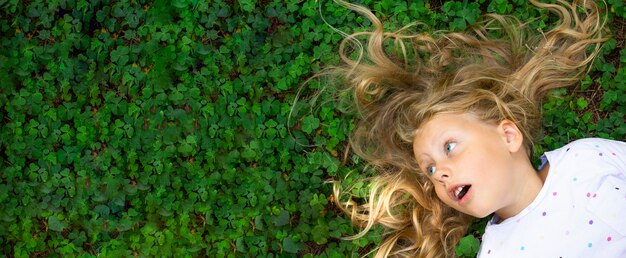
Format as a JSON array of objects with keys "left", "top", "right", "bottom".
[{"left": 498, "top": 119, "right": 524, "bottom": 153}]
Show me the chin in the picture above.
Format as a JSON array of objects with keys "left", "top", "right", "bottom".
[
  {"left": 474, "top": 212, "right": 492, "bottom": 219},
  {"left": 463, "top": 210, "right": 491, "bottom": 218}
]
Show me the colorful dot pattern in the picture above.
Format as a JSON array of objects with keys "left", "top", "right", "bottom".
[{"left": 477, "top": 139, "right": 626, "bottom": 257}]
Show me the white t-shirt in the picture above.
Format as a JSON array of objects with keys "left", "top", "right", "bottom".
[{"left": 477, "top": 138, "right": 626, "bottom": 258}]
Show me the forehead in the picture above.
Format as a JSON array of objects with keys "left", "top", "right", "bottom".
[
  {"left": 412, "top": 112, "right": 491, "bottom": 149},
  {"left": 416, "top": 113, "right": 478, "bottom": 135}
]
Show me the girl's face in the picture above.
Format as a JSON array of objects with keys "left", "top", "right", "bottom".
[{"left": 413, "top": 112, "right": 540, "bottom": 219}]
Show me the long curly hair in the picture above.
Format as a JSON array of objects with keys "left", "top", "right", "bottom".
[{"left": 329, "top": 0, "right": 608, "bottom": 257}]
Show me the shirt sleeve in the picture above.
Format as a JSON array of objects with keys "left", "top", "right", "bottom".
[{"left": 595, "top": 138, "right": 626, "bottom": 177}]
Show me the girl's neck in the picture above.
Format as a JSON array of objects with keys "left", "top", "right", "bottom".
[
  {"left": 538, "top": 162, "right": 551, "bottom": 183},
  {"left": 495, "top": 159, "right": 548, "bottom": 223}
]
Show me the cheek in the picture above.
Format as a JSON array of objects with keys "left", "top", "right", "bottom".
[
  {"left": 434, "top": 185, "right": 452, "bottom": 205},
  {"left": 458, "top": 147, "right": 502, "bottom": 176}
]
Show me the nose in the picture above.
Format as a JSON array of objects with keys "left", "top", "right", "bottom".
[
  {"left": 437, "top": 172, "right": 449, "bottom": 182},
  {"left": 435, "top": 166, "right": 451, "bottom": 182}
]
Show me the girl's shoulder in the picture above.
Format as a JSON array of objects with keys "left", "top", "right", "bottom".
[
  {"left": 542, "top": 137, "right": 626, "bottom": 182},
  {"left": 561, "top": 137, "right": 626, "bottom": 149},
  {"left": 545, "top": 137, "right": 626, "bottom": 160}
]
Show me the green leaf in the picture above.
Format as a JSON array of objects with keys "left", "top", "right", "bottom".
[
  {"left": 12, "top": 96, "right": 26, "bottom": 106},
  {"left": 48, "top": 216, "right": 67, "bottom": 232},
  {"left": 283, "top": 237, "right": 302, "bottom": 254},
  {"left": 110, "top": 46, "right": 129, "bottom": 65},
  {"left": 455, "top": 235, "right": 481, "bottom": 257},
  {"left": 276, "top": 80, "right": 288, "bottom": 91},
  {"left": 312, "top": 224, "right": 329, "bottom": 244},
  {"left": 172, "top": 0, "right": 187, "bottom": 9},
  {"left": 241, "top": 147, "right": 256, "bottom": 160},
  {"left": 239, "top": 0, "right": 256, "bottom": 13},
  {"left": 576, "top": 97, "right": 588, "bottom": 110},
  {"left": 301, "top": 115, "right": 320, "bottom": 134},
  {"left": 272, "top": 210, "right": 290, "bottom": 226},
  {"left": 236, "top": 237, "right": 248, "bottom": 253},
  {"left": 94, "top": 205, "right": 111, "bottom": 217}
]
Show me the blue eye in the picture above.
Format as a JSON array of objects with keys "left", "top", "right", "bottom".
[
  {"left": 427, "top": 165, "right": 436, "bottom": 176},
  {"left": 445, "top": 142, "right": 456, "bottom": 154}
]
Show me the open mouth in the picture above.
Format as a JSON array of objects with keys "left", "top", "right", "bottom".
[{"left": 453, "top": 185, "right": 471, "bottom": 200}]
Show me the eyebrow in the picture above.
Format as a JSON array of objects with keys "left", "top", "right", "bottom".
[
  {"left": 428, "top": 131, "right": 446, "bottom": 153},
  {"left": 415, "top": 155, "right": 428, "bottom": 167},
  {"left": 415, "top": 129, "right": 448, "bottom": 161}
]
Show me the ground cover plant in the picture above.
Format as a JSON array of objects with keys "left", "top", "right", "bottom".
[{"left": 0, "top": 0, "right": 624, "bottom": 257}]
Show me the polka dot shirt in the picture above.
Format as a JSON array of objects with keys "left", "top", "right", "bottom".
[{"left": 478, "top": 138, "right": 626, "bottom": 257}]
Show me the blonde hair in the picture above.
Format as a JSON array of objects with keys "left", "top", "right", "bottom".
[{"left": 329, "top": 0, "right": 608, "bottom": 257}]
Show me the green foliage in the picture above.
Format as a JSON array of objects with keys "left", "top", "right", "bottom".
[
  {"left": 441, "top": 1, "right": 481, "bottom": 31},
  {"left": 456, "top": 235, "right": 481, "bottom": 257},
  {"left": 541, "top": 36, "right": 626, "bottom": 154},
  {"left": 0, "top": 0, "right": 623, "bottom": 257}
]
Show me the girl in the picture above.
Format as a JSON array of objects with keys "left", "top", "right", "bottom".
[{"left": 328, "top": 0, "right": 625, "bottom": 257}]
